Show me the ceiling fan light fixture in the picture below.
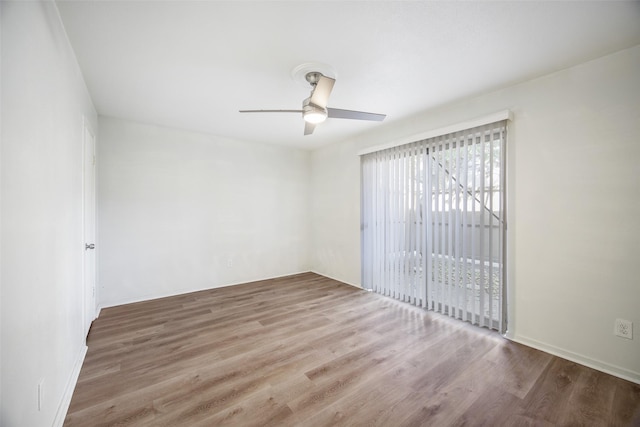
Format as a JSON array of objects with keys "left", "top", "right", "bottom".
[
  {"left": 303, "top": 101, "right": 327, "bottom": 124},
  {"left": 303, "top": 110, "right": 327, "bottom": 124}
]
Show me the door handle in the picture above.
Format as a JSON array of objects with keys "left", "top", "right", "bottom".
[{"left": 85, "top": 243, "right": 95, "bottom": 250}]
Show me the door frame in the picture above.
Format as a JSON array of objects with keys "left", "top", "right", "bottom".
[{"left": 82, "top": 116, "right": 97, "bottom": 338}]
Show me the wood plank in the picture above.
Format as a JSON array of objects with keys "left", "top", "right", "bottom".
[
  {"left": 520, "top": 357, "right": 582, "bottom": 423},
  {"left": 481, "top": 339, "right": 553, "bottom": 399},
  {"left": 558, "top": 365, "right": 618, "bottom": 426},
  {"left": 612, "top": 378, "right": 640, "bottom": 426}
]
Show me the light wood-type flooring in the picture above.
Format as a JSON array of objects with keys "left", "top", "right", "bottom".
[{"left": 65, "top": 272, "right": 640, "bottom": 426}]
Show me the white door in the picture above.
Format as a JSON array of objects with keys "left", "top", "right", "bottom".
[{"left": 83, "top": 119, "right": 96, "bottom": 338}]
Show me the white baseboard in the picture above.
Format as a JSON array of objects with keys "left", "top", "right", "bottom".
[
  {"left": 52, "top": 344, "right": 88, "bottom": 427},
  {"left": 97, "top": 271, "right": 359, "bottom": 312},
  {"left": 98, "top": 270, "right": 311, "bottom": 310},
  {"left": 309, "top": 270, "right": 362, "bottom": 289},
  {"left": 511, "top": 335, "right": 639, "bottom": 385}
]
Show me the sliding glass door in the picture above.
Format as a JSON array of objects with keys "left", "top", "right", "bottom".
[{"left": 361, "top": 121, "right": 507, "bottom": 332}]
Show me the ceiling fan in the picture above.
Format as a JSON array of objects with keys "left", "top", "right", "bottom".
[{"left": 239, "top": 72, "right": 386, "bottom": 135}]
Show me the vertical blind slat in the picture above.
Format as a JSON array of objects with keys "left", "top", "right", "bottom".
[
  {"left": 490, "top": 129, "right": 495, "bottom": 327},
  {"left": 434, "top": 138, "right": 442, "bottom": 312},
  {"left": 412, "top": 146, "right": 416, "bottom": 303},
  {"left": 479, "top": 127, "right": 487, "bottom": 328},
  {"left": 453, "top": 132, "right": 462, "bottom": 319},
  {"left": 460, "top": 134, "right": 470, "bottom": 320},
  {"left": 500, "top": 127, "right": 507, "bottom": 332},
  {"left": 447, "top": 137, "right": 452, "bottom": 317},
  {"left": 425, "top": 143, "right": 433, "bottom": 310}
]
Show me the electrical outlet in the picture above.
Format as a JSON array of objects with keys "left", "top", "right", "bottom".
[
  {"left": 227, "top": 258, "right": 233, "bottom": 268},
  {"left": 614, "top": 318, "right": 633, "bottom": 340}
]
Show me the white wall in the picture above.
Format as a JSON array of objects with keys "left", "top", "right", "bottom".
[
  {"left": 310, "top": 45, "right": 640, "bottom": 382},
  {"left": 1, "top": 2, "right": 98, "bottom": 426},
  {"left": 97, "top": 117, "right": 310, "bottom": 307}
]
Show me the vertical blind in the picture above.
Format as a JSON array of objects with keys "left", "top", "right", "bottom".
[{"left": 361, "top": 121, "right": 507, "bottom": 332}]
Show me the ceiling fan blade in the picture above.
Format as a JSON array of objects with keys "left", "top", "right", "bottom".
[
  {"left": 327, "top": 108, "right": 386, "bottom": 122},
  {"left": 309, "top": 76, "right": 335, "bottom": 108},
  {"left": 239, "top": 109, "right": 303, "bottom": 114},
  {"left": 304, "top": 121, "right": 316, "bottom": 135}
]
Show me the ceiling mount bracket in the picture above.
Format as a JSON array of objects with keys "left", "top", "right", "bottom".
[
  {"left": 291, "top": 62, "right": 336, "bottom": 88},
  {"left": 305, "top": 71, "right": 323, "bottom": 88}
]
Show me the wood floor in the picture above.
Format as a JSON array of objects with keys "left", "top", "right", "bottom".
[{"left": 65, "top": 272, "right": 640, "bottom": 426}]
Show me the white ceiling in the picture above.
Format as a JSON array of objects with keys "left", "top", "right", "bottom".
[{"left": 56, "top": 1, "right": 640, "bottom": 150}]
